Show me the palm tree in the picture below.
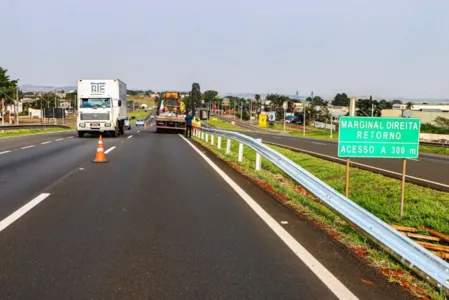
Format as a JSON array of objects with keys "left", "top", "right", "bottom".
[{"left": 406, "top": 102, "right": 414, "bottom": 109}]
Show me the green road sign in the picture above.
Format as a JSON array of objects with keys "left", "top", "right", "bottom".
[{"left": 338, "top": 117, "right": 421, "bottom": 158}]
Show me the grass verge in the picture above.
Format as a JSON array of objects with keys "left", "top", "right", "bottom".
[
  {"left": 205, "top": 119, "right": 249, "bottom": 131},
  {"left": 128, "top": 109, "right": 152, "bottom": 125},
  {"left": 0, "top": 127, "right": 72, "bottom": 139},
  {"left": 193, "top": 133, "right": 449, "bottom": 299}
]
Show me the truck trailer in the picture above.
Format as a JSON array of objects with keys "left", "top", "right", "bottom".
[
  {"left": 76, "top": 79, "right": 128, "bottom": 137},
  {"left": 155, "top": 92, "right": 186, "bottom": 133}
]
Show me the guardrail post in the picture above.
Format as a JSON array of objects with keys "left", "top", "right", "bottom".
[
  {"left": 211, "top": 134, "right": 214, "bottom": 146},
  {"left": 238, "top": 143, "right": 243, "bottom": 162},
  {"left": 217, "top": 136, "right": 222, "bottom": 149},
  {"left": 201, "top": 132, "right": 204, "bottom": 140},
  {"left": 206, "top": 134, "right": 209, "bottom": 143},
  {"left": 226, "top": 139, "right": 231, "bottom": 154},
  {"left": 256, "top": 138, "right": 262, "bottom": 171}
]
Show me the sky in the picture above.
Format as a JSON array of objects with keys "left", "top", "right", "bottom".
[{"left": 0, "top": 0, "right": 448, "bottom": 99}]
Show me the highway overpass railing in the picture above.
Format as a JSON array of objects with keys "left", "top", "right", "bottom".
[{"left": 193, "top": 126, "right": 449, "bottom": 294}]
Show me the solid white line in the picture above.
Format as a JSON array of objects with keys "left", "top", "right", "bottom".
[
  {"left": 20, "top": 145, "right": 35, "bottom": 149},
  {"left": 179, "top": 135, "right": 358, "bottom": 300},
  {"left": 266, "top": 142, "right": 449, "bottom": 189},
  {"left": 311, "top": 142, "right": 327, "bottom": 146},
  {"left": 127, "top": 135, "right": 133, "bottom": 139},
  {"left": 41, "top": 141, "right": 52, "bottom": 145},
  {"left": 408, "top": 158, "right": 420, "bottom": 162},
  {"left": 104, "top": 146, "right": 116, "bottom": 154},
  {"left": 0, "top": 193, "right": 51, "bottom": 233},
  {"left": 0, "top": 150, "right": 11, "bottom": 155},
  {"left": 55, "top": 138, "right": 64, "bottom": 142}
]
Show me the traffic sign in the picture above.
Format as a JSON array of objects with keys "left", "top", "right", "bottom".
[{"left": 338, "top": 117, "right": 421, "bottom": 158}]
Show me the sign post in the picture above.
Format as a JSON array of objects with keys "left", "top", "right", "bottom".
[{"left": 338, "top": 117, "right": 421, "bottom": 217}]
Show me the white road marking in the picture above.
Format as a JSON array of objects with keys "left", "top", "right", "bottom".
[
  {"left": 67, "top": 136, "right": 74, "bottom": 139},
  {"left": 127, "top": 135, "right": 133, "bottom": 139},
  {"left": 311, "top": 141, "right": 327, "bottom": 146},
  {"left": 266, "top": 141, "right": 449, "bottom": 189},
  {"left": 0, "top": 150, "right": 11, "bottom": 155},
  {"left": 55, "top": 138, "right": 64, "bottom": 142},
  {"left": 41, "top": 141, "right": 52, "bottom": 145},
  {"left": 281, "top": 221, "right": 289, "bottom": 224},
  {"left": 104, "top": 146, "right": 116, "bottom": 154},
  {"left": 0, "top": 193, "right": 51, "bottom": 233},
  {"left": 20, "top": 145, "right": 35, "bottom": 150},
  {"left": 408, "top": 158, "right": 420, "bottom": 162},
  {"left": 180, "top": 135, "right": 358, "bottom": 300},
  {"left": 137, "top": 131, "right": 141, "bottom": 133}
]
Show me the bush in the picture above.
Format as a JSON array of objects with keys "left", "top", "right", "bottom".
[
  {"left": 235, "top": 112, "right": 250, "bottom": 121},
  {"left": 420, "top": 123, "right": 449, "bottom": 134}
]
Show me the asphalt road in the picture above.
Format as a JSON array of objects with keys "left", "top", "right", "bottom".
[
  {"left": 215, "top": 115, "right": 449, "bottom": 190},
  {"left": 0, "top": 127, "right": 414, "bottom": 299}
]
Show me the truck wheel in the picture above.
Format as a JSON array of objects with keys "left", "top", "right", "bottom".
[
  {"left": 78, "top": 131, "right": 84, "bottom": 138},
  {"left": 111, "top": 126, "right": 118, "bottom": 137}
]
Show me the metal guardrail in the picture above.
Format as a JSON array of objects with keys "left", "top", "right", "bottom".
[
  {"left": 0, "top": 124, "right": 71, "bottom": 130},
  {"left": 196, "top": 126, "right": 449, "bottom": 293}
]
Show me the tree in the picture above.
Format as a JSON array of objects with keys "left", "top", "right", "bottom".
[
  {"left": 39, "top": 92, "right": 60, "bottom": 108},
  {"left": 391, "top": 99, "right": 402, "bottom": 105},
  {"left": 203, "top": 90, "right": 218, "bottom": 104},
  {"left": 66, "top": 91, "right": 77, "bottom": 108},
  {"left": 434, "top": 117, "right": 449, "bottom": 129},
  {"left": 0, "top": 67, "right": 19, "bottom": 106},
  {"left": 406, "top": 102, "right": 414, "bottom": 109},
  {"left": 356, "top": 99, "right": 382, "bottom": 117},
  {"left": 331, "top": 93, "right": 350, "bottom": 106},
  {"left": 190, "top": 83, "right": 201, "bottom": 115},
  {"left": 378, "top": 99, "right": 392, "bottom": 110}
]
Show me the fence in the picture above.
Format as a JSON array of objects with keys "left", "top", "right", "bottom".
[{"left": 192, "top": 126, "right": 449, "bottom": 294}]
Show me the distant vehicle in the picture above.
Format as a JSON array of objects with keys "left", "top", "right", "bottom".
[
  {"left": 76, "top": 79, "right": 128, "bottom": 138},
  {"left": 135, "top": 119, "right": 145, "bottom": 126}
]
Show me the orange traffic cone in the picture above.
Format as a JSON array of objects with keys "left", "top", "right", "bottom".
[{"left": 93, "top": 135, "right": 108, "bottom": 163}]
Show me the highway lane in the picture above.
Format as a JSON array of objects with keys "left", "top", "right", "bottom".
[
  {"left": 0, "top": 130, "right": 77, "bottom": 152},
  {"left": 214, "top": 116, "right": 449, "bottom": 189},
  {"left": 0, "top": 127, "right": 142, "bottom": 221},
  {"left": 0, "top": 130, "right": 413, "bottom": 299}
]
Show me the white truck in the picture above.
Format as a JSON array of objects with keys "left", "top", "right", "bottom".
[{"left": 76, "top": 79, "right": 128, "bottom": 137}]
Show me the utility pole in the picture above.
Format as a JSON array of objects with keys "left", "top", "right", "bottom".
[
  {"left": 249, "top": 99, "right": 252, "bottom": 124},
  {"left": 15, "top": 87, "right": 19, "bottom": 125}
]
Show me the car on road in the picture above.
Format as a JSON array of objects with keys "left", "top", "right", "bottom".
[{"left": 135, "top": 119, "right": 145, "bottom": 126}]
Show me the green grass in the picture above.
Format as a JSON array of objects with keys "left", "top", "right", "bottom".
[
  {"left": 128, "top": 109, "right": 152, "bottom": 125},
  {"left": 128, "top": 96, "right": 158, "bottom": 108},
  {"left": 205, "top": 119, "right": 248, "bottom": 131},
  {"left": 420, "top": 144, "right": 449, "bottom": 156},
  {"left": 0, "top": 128, "right": 72, "bottom": 139},
  {"left": 193, "top": 133, "right": 449, "bottom": 299}
]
